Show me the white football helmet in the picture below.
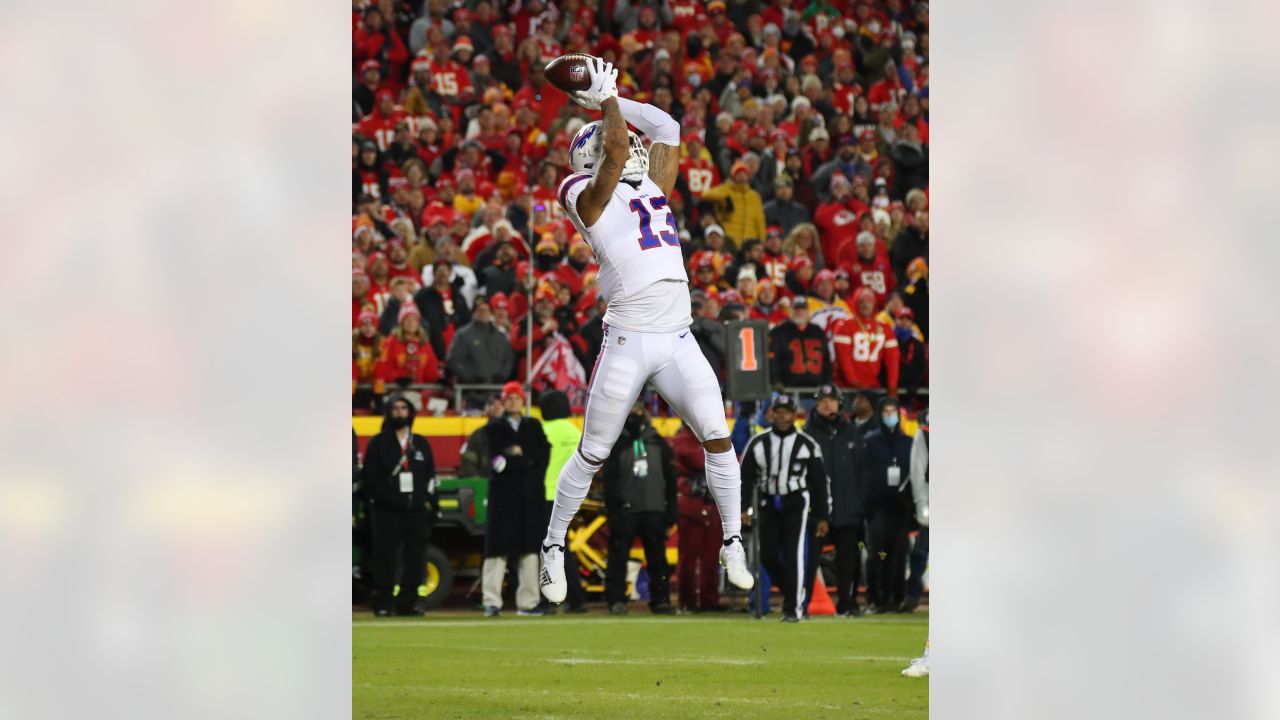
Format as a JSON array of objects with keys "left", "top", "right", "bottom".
[{"left": 568, "top": 120, "right": 648, "bottom": 182}]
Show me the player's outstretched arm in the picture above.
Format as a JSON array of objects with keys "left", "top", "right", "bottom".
[
  {"left": 616, "top": 97, "right": 680, "bottom": 195},
  {"left": 576, "top": 95, "right": 628, "bottom": 228}
]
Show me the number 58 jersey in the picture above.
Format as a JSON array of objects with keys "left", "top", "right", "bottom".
[{"left": 559, "top": 172, "right": 692, "bottom": 333}]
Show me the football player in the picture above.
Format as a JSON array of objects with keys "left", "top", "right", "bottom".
[{"left": 539, "top": 58, "right": 753, "bottom": 603}]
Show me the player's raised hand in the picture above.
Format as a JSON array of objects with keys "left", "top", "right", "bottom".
[{"left": 570, "top": 57, "right": 618, "bottom": 110}]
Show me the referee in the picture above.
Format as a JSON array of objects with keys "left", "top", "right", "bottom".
[{"left": 740, "top": 394, "right": 830, "bottom": 622}]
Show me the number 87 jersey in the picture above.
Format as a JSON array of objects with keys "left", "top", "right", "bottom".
[{"left": 558, "top": 171, "right": 693, "bottom": 333}]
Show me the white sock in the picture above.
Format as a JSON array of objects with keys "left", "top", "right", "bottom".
[
  {"left": 544, "top": 451, "right": 601, "bottom": 546},
  {"left": 703, "top": 448, "right": 742, "bottom": 540}
]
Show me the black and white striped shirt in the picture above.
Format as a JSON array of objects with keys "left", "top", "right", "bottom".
[{"left": 740, "top": 428, "right": 830, "bottom": 520}]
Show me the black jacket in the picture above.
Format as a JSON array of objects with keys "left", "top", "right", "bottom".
[
  {"left": 484, "top": 414, "right": 550, "bottom": 556},
  {"left": 360, "top": 403, "right": 437, "bottom": 514},
  {"left": 602, "top": 420, "right": 677, "bottom": 525},
  {"left": 891, "top": 226, "right": 929, "bottom": 288},
  {"left": 804, "top": 411, "right": 868, "bottom": 528},
  {"left": 769, "top": 320, "right": 832, "bottom": 387},
  {"left": 897, "top": 335, "right": 928, "bottom": 400},
  {"left": 414, "top": 281, "right": 472, "bottom": 360},
  {"left": 446, "top": 319, "right": 514, "bottom": 384},
  {"left": 763, "top": 198, "right": 812, "bottom": 237},
  {"left": 863, "top": 423, "right": 914, "bottom": 512},
  {"left": 690, "top": 316, "right": 726, "bottom": 380}
]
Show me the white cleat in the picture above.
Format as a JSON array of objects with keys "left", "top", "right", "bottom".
[
  {"left": 540, "top": 543, "right": 567, "bottom": 603},
  {"left": 901, "top": 656, "right": 929, "bottom": 678},
  {"left": 719, "top": 536, "right": 754, "bottom": 590}
]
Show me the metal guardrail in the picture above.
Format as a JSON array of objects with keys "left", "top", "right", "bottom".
[{"left": 354, "top": 382, "right": 927, "bottom": 414}]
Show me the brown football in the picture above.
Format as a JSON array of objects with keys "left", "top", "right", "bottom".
[{"left": 543, "top": 54, "right": 595, "bottom": 93}]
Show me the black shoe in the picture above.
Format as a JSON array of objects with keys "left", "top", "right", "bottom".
[
  {"left": 865, "top": 604, "right": 885, "bottom": 615},
  {"left": 373, "top": 607, "right": 393, "bottom": 617},
  {"left": 899, "top": 596, "right": 920, "bottom": 613},
  {"left": 609, "top": 602, "right": 628, "bottom": 615},
  {"left": 650, "top": 602, "right": 676, "bottom": 615},
  {"left": 565, "top": 605, "right": 589, "bottom": 614},
  {"left": 396, "top": 607, "right": 426, "bottom": 617},
  {"left": 781, "top": 614, "right": 801, "bottom": 623}
]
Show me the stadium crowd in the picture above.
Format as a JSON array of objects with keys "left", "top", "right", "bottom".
[{"left": 352, "top": 0, "right": 930, "bottom": 413}]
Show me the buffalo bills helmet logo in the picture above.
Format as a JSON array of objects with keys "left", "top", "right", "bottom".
[{"left": 572, "top": 124, "right": 596, "bottom": 151}]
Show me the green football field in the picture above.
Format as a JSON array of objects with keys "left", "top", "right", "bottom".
[{"left": 353, "top": 609, "right": 928, "bottom": 719}]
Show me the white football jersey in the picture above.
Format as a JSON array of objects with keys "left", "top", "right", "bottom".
[{"left": 558, "top": 172, "right": 691, "bottom": 333}]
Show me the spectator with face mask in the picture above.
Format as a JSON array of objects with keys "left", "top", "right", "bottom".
[
  {"left": 862, "top": 397, "right": 914, "bottom": 613},
  {"left": 361, "top": 395, "right": 438, "bottom": 616},
  {"left": 601, "top": 402, "right": 678, "bottom": 616}
]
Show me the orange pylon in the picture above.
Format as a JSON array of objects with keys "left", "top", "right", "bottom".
[{"left": 809, "top": 573, "right": 836, "bottom": 615}]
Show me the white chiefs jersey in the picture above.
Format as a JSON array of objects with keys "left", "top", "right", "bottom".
[{"left": 558, "top": 172, "right": 691, "bottom": 333}]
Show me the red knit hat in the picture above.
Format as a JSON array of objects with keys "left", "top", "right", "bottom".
[
  {"left": 398, "top": 303, "right": 421, "bottom": 322},
  {"left": 501, "top": 381, "right": 525, "bottom": 399}
]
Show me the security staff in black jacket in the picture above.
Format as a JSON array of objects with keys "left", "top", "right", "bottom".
[
  {"left": 740, "top": 393, "right": 830, "bottom": 622},
  {"left": 361, "top": 395, "right": 438, "bottom": 616},
  {"left": 863, "top": 396, "right": 914, "bottom": 613},
  {"left": 602, "top": 403, "right": 678, "bottom": 615},
  {"left": 804, "top": 384, "right": 869, "bottom": 616}
]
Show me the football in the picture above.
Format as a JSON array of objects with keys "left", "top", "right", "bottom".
[{"left": 543, "top": 53, "right": 595, "bottom": 93}]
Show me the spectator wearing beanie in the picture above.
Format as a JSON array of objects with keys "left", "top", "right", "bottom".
[{"left": 376, "top": 304, "right": 441, "bottom": 387}]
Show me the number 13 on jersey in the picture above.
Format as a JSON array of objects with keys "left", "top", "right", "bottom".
[{"left": 628, "top": 196, "right": 679, "bottom": 250}]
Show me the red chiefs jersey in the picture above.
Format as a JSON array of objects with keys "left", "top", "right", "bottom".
[
  {"left": 556, "top": 262, "right": 599, "bottom": 296},
  {"left": 532, "top": 185, "right": 565, "bottom": 223},
  {"left": 833, "top": 82, "right": 862, "bottom": 116},
  {"left": 760, "top": 250, "right": 789, "bottom": 287},
  {"left": 749, "top": 303, "right": 790, "bottom": 325},
  {"left": 868, "top": 78, "right": 906, "bottom": 112},
  {"left": 831, "top": 315, "right": 899, "bottom": 391},
  {"left": 679, "top": 157, "right": 721, "bottom": 200},
  {"left": 670, "top": 0, "right": 701, "bottom": 33},
  {"left": 844, "top": 257, "right": 896, "bottom": 309},
  {"left": 428, "top": 60, "right": 474, "bottom": 101},
  {"left": 813, "top": 201, "right": 862, "bottom": 263},
  {"left": 376, "top": 332, "right": 440, "bottom": 384},
  {"left": 357, "top": 168, "right": 383, "bottom": 200},
  {"left": 512, "top": 85, "right": 567, "bottom": 133},
  {"left": 357, "top": 108, "right": 406, "bottom": 151}
]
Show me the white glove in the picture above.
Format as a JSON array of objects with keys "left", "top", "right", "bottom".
[
  {"left": 570, "top": 57, "right": 618, "bottom": 110},
  {"left": 916, "top": 504, "right": 929, "bottom": 527}
]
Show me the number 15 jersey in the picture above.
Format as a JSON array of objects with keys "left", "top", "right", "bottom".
[{"left": 559, "top": 172, "right": 692, "bottom": 333}]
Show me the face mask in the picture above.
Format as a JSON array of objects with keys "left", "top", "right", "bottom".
[
  {"left": 895, "top": 327, "right": 912, "bottom": 343},
  {"left": 882, "top": 414, "right": 899, "bottom": 430},
  {"left": 387, "top": 415, "right": 411, "bottom": 430},
  {"left": 688, "top": 73, "right": 702, "bottom": 87}
]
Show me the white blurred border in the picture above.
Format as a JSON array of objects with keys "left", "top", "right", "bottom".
[
  {"left": 0, "top": 1, "right": 351, "bottom": 717},
  {"left": 935, "top": 0, "right": 1280, "bottom": 718}
]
